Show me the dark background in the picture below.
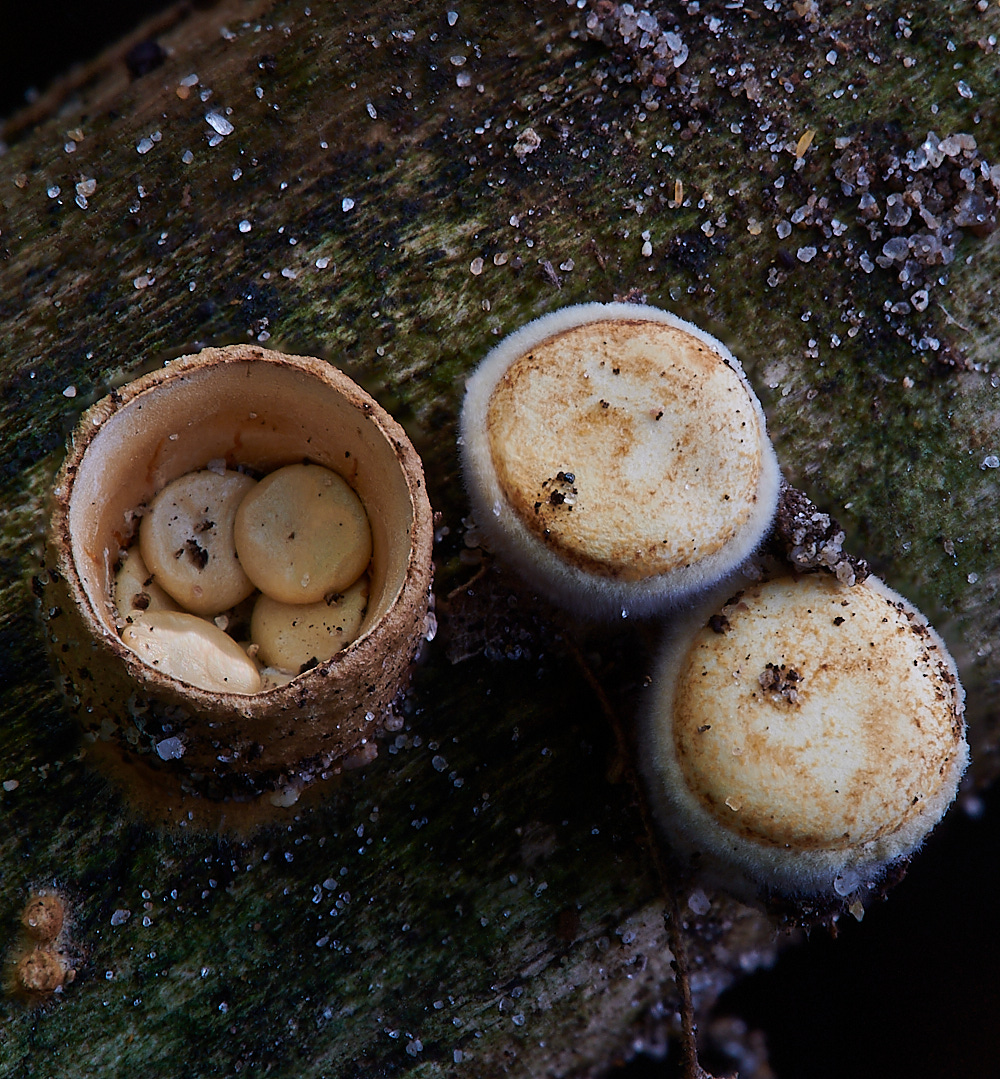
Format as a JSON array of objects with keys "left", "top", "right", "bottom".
[
  {"left": 0, "top": 1, "right": 175, "bottom": 123},
  {"left": 3, "top": 6, "right": 999, "bottom": 1078},
  {"left": 715, "top": 786, "right": 1000, "bottom": 1079}
]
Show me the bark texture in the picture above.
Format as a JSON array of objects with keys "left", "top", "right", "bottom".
[{"left": 1, "top": 0, "right": 999, "bottom": 1075}]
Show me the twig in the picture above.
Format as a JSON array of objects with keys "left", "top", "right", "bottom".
[
  {"left": 562, "top": 634, "right": 714, "bottom": 1079},
  {"left": 665, "top": 885, "right": 711, "bottom": 1079},
  {"left": 444, "top": 562, "right": 488, "bottom": 602},
  {"left": 935, "top": 301, "right": 972, "bottom": 334}
]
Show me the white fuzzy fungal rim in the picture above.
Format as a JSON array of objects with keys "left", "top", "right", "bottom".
[
  {"left": 459, "top": 302, "right": 781, "bottom": 618},
  {"left": 641, "top": 572, "right": 969, "bottom": 900}
]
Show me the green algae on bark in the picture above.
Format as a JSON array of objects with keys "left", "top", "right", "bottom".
[{"left": 1, "top": 0, "right": 999, "bottom": 1075}]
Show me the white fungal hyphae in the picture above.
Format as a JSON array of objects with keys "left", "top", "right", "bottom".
[
  {"left": 459, "top": 302, "right": 780, "bottom": 618},
  {"left": 234, "top": 463, "right": 372, "bottom": 605},
  {"left": 139, "top": 469, "right": 257, "bottom": 616},
  {"left": 642, "top": 573, "right": 968, "bottom": 901},
  {"left": 251, "top": 574, "right": 370, "bottom": 672},
  {"left": 121, "top": 610, "right": 262, "bottom": 695}
]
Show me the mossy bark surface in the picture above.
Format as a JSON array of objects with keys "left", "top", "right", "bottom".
[{"left": 1, "top": 0, "right": 999, "bottom": 1075}]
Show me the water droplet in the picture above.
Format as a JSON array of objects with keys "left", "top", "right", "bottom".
[
  {"left": 833, "top": 869, "right": 860, "bottom": 896},
  {"left": 687, "top": 889, "right": 711, "bottom": 915},
  {"left": 205, "top": 111, "right": 234, "bottom": 136},
  {"left": 155, "top": 736, "right": 185, "bottom": 760}
]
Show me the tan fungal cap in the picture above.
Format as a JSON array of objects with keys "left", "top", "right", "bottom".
[
  {"left": 139, "top": 469, "right": 257, "bottom": 616},
  {"left": 251, "top": 574, "right": 370, "bottom": 672},
  {"left": 488, "top": 319, "right": 762, "bottom": 577},
  {"left": 122, "top": 610, "right": 262, "bottom": 695},
  {"left": 235, "top": 463, "right": 372, "bottom": 605},
  {"left": 644, "top": 572, "right": 968, "bottom": 898},
  {"left": 460, "top": 303, "right": 780, "bottom": 617}
]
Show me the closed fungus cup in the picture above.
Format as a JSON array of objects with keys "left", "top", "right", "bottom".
[
  {"left": 459, "top": 303, "right": 780, "bottom": 618},
  {"left": 45, "top": 345, "right": 433, "bottom": 802},
  {"left": 641, "top": 572, "right": 968, "bottom": 902}
]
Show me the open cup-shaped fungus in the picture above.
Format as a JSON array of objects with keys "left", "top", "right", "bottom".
[
  {"left": 642, "top": 572, "right": 968, "bottom": 902},
  {"left": 45, "top": 345, "right": 433, "bottom": 804},
  {"left": 459, "top": 303, "right": 781, "bottom": 618}
]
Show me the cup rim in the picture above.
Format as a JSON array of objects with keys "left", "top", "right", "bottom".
[{"left": 49, "top": 344, "right": 433, "bottom": 711}]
